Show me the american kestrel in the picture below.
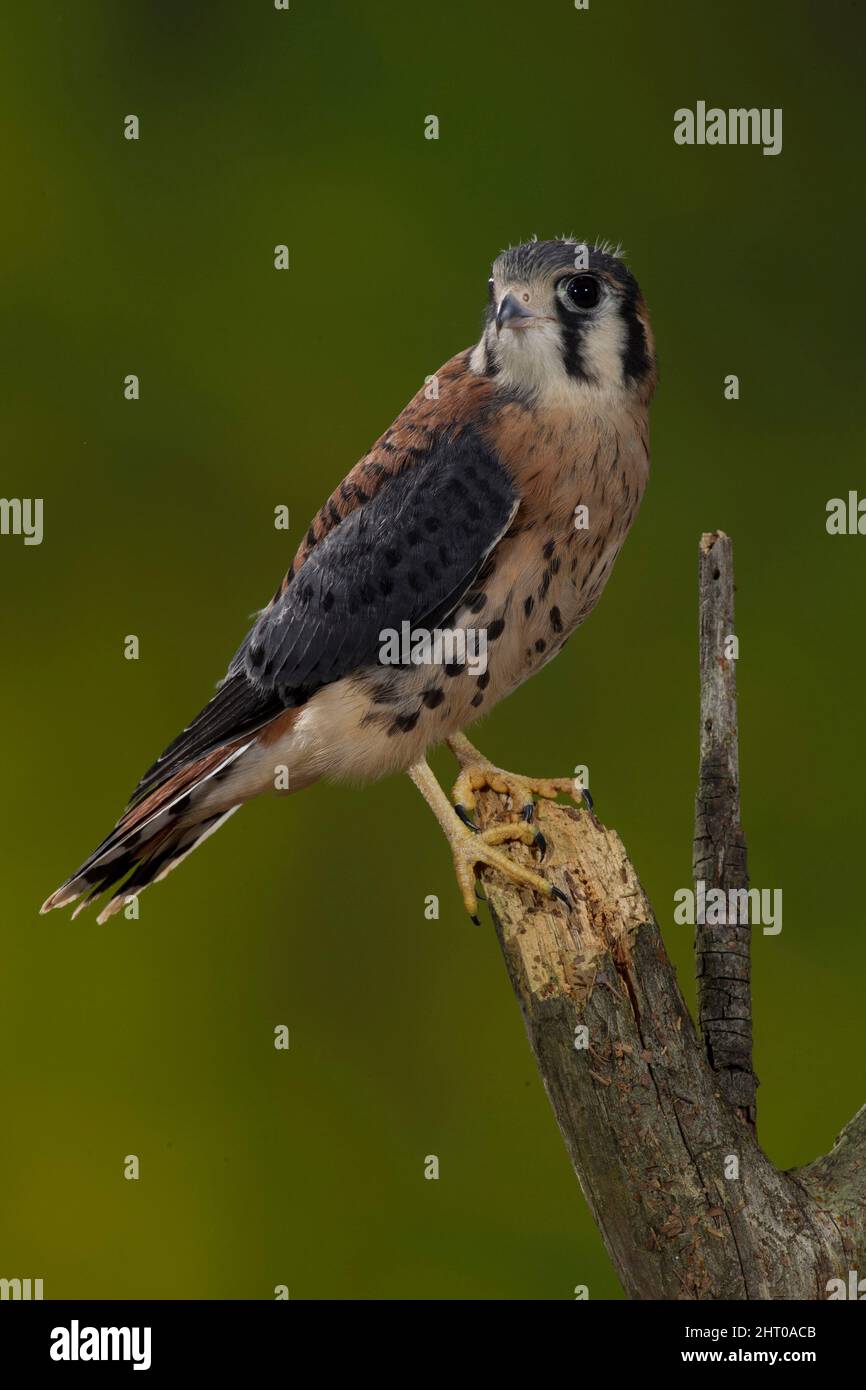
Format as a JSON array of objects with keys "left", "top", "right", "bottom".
[{"left": 42, "top": 238, "right": 656, "bottom": 924}]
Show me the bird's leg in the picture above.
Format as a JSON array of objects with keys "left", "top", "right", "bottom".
[
  {"left": 446, "top": 732, "right": 591, "bottom": 856},
  {"left": 407, "top": 759, "right": 568, "bottom": 923}
]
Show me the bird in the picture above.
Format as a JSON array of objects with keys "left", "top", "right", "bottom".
[{"left": 41, "top": 237, "right": 656, "bottom": 925}]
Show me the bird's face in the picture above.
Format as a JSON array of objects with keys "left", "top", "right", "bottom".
[{"left": 472, "top": 239, "right": 656, "bottom": 407}]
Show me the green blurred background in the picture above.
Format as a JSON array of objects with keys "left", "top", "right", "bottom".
[{"left": 1, "top": 0, "right": 864, "bottom": 1299}]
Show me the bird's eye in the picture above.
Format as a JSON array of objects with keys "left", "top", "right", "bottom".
[{"left": 563, "top": 275, "right": 601, "bottom": 310}]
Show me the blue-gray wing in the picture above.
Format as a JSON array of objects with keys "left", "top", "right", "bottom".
[
  {"left": 132, "top": 426, "right": 516, "bottom": 799},
  {"left": 237, "top": 428, "right": 516, "bottom": 699}
]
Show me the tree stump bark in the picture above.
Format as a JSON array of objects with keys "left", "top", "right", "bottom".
[{"left": 470, "top": 533, "right": 864, "bottom": 1299}]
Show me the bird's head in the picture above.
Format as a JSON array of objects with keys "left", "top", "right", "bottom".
[{"left": 471, "top": 238, "right": 656, "bottom": 407}]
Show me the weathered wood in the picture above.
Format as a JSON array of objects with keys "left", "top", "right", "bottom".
[
  {"left": 474, "top": 794, "right": 847, "bottom": 1299},
  {"left": 693, "top": 530, "right": 757, "bottom": 1125},
  {"left": 467, "top": 529, "right": 864, "bottom": 1298},
  {"left": 794, "top": 1104, "right": 866, "bottom": 1270}
]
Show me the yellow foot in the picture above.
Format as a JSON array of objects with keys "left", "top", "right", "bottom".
[
  {"left": 446, "top": 818, "right": 569, "bottom": 922},
  {"left": 448, "top": 738, "right": 591, "bottom": 859},
  {"left": 407, "top": 756, "right": 571, "bottom": 924}
]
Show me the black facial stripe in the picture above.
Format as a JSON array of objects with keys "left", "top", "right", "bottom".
[
  {"left": 481, "top": 321, "right": 500, "bottom": 376},
  {"left": 561, "top": 324, "right": 590, "bottom": 381},
  {"left": 553, "top": 302, "right": 592, "bottom": 382},
  {"left": 619, "top": 283, "right": 651, "bottom": 384},
  {"left": 553, "top": 280, "right": 649, "bottom": 387}
]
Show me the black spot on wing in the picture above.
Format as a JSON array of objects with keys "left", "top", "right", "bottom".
[
  {"left": 238, "top": 428, "right": 517, "bottom": 703},
  {"left": 129, "top": 427, "right": 515, "bottom": 804}
]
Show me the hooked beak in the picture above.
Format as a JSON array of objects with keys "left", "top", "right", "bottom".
[{"left": 495, "top": 292, "right": 535, "bottom": 334}]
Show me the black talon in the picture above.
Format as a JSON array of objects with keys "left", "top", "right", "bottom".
[
  {"left": 470, "top": 914, "right": 481, "bottom": 926},
  {"left": 582, "top": 787, "right": 594, "bottom": 812},
  {"left": 521, "top": 802, "right": 535, "bottom": 823},
  {"left": 533, "top": 830, "right": 547, "bottom": 860},
  {"left": 551, "top": 886, "right": 571, "bottom": 909},
  {"left": 474, "top": 882, "right": 488, "bottom": 903},
  {"left": 454, "top": 803, "right": 479, "bottom": 832}
]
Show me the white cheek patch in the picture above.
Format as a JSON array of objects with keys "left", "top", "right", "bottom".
[
  {"left": 580, "top": 310, "right": 627, "bottom": 388},
  {"left": 496, "top": 320, "right": 570, "bottom": 398},
  {"left": 472, "top": 300, "right": 632, "bottom": 409},
  {"left": 469, "top": 338, "right": 488, "bottom": 375}
]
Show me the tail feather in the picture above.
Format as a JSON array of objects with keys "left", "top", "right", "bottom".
[
  {"left": 93, "top": 806, "right": 240, "bottom": 924},
  {"left": 41, "top": 741, "right": 253, "bottom": 920}
]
